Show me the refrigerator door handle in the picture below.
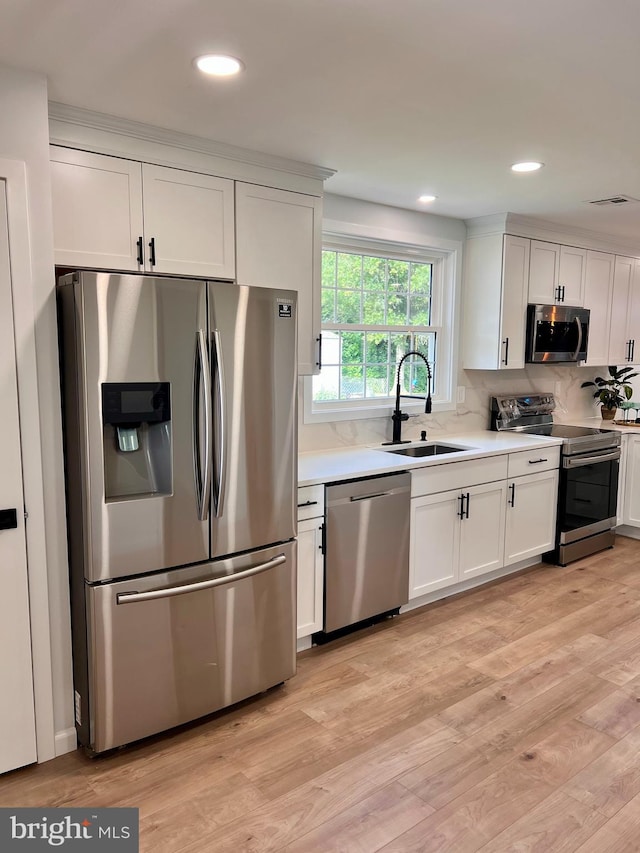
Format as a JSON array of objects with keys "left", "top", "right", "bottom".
[
  {"left": 116, "top": 553, "right": 287, "bottom": 604},
  {"left": 212, "top": 329, "right": 227, "bottom": 518},
  {"left": 194, "top": 329, "right": 212, "bottom": 521}
]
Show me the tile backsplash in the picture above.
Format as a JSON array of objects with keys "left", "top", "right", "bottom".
[{"left": 299, "top": 363, "right": 604, "bottom": 451}]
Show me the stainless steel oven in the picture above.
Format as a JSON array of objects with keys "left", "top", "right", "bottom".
[
  {"left": 556, "top": 444, "right": 620, "bottom": 565},
  {"left": 491, "top": 393, "right": 621, "bottom": 566}
]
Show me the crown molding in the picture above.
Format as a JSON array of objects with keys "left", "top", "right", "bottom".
[
  {"left": 466, "top": 211, "right": 640, "bottom": 256},
  {"left": 48, "top": 102, "right": 336, "bottom": 183}
]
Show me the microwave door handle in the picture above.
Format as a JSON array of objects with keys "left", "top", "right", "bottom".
[
  {"left": 572, "top": 315, "right": 583, "bottom": 360},
  {"left": 212, "top": 329, "right": 228, "bottom": 518},
  {"left": 193, "top": 330, "right": 212, "bottom": 521}
]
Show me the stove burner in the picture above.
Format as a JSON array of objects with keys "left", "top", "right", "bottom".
[{"left": 490, "top": 393, "right": 621, "bottom": 456}]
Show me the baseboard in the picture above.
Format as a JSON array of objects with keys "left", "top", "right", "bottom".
[
  {"left": 401, "top": 556, "right": 542, "bottom": 614},
  {"left": 54, "top": 727, "right": 77, "bottom": 757},
  {"left": 615, "top": 526, "right": 640, "bottom": 541},
  {"left": 296, "top": 636, "right": 313, "bottom": 653}
]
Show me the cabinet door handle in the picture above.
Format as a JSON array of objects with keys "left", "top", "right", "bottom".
[
  {"left": 149, "top": 237, "right": 156, "bottom": 266},
  {"left": 465, "top": 492, "right": 470, "bottom": 518},
  {"left": 136, "top": 236, "right": 144, "bottom": 266},
  {"left": 561, "top": 285, "right": 565, "bottom": 302},
  {"left": 320, "top": 523, "right": 326, "bottom": 555},
  {"left": 297, "top": 500, "right": 318, "bottom": 508},
  {"left": 458, "top": 494, "right": 465, "bottom": 519},
  {"left": 632, "top": 340, "right": 636, "bottom": 363},
  {"left": 627, "top": 340, "right": 633, "bottom": 362},
  {"left": 555, "top": 285, "right": 560, "bottom": 302},
  {"left": 508, "top": 482, "right": 515, "bottom": 507},
  {"left": 528, "top": 458, "right": 548, "bottom": 465},
  {"left": 501, "top": 337, "right": 509, "bottom": 366},
  {"left": 316, "top": 333, "right": 322, "bottom": 370},
  {"left": 0, "top": 508, "right": 18, "bottom": 530}
]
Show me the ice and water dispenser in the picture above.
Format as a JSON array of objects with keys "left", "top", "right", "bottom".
[{"left": 102, "top": 382, "right": 172, "bottom": 500}]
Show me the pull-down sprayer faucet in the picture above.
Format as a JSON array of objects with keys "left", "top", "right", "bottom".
[{"left": 382, "top": 350, "right": 432, "bottom": 445}]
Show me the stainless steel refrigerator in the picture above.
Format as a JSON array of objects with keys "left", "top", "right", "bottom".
[{"left": 58, "top": 271, "right": 298, "bottom": 753}]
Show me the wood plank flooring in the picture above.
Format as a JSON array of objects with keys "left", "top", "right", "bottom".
[{"left": 4, "top": 535, "right": 640, "bottom": 851}]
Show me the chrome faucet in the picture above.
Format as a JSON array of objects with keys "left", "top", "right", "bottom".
[{"left": 383, "top": 350, "right": 432, "bottom": 445}]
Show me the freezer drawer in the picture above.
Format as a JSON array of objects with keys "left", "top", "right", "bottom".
[
  {"left": 324, "top": 473, "right": 410, "bottom": 633},
  {"left": 83, "top": 541, "right": 296, "bottom": 753}
]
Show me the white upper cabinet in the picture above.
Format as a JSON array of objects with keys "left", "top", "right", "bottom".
[
  {"left": 528, "top": 240, "right": 560, "bottom": 303},
  {"left": 528, "top": 241, "right": 585, "bottom": 305},
  {"left": 235, "top": 182, "right": 322, "bottom": 375},
  {"left": 462, "top": 234, "right": 530, "bottom": 370},
  {"left": 582, "top": 250, "right": 615, "bottom": 367},
  {"left": 141, "top": 165, "right": 235, "bottom": 279},
  {"left": 609, "top": 256, "right": 640, "bottom": 365},
  {"left": 51, "top": 147, "right": 236, "bottom": 279},
  {"left": 51, "top": 147, "right": 144, "bottom": 271}
]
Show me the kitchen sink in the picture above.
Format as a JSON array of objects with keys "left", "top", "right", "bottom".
[{"left": 384, "top": 442, "right": 470, "bottom": 457}]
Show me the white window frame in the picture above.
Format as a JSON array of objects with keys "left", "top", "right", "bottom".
[{"left": 304, "top": 231, "right": 460, "bottom": 424}]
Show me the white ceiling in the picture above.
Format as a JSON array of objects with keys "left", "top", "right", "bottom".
[{"left": 3, "top": 0, "right": 640, "bottom": 240}]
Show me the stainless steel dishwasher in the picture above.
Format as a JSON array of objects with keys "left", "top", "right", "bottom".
[{"left": 323, "top": 472, "right": 411, "bottom": 634}]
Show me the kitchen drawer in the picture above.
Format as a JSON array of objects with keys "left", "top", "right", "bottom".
[
  {"left": 411, "top": 455, "right": 508, "bottom": 498},
  {"left": 508, "top": 446, "right": 560, "bottom": 478},
  {"left": 297, "top": 484, "right": 324, "bottom": 520}
]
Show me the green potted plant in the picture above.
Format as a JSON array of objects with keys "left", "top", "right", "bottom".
[{"left": 581, "top": 365, "right": 638, "bottom": 420}]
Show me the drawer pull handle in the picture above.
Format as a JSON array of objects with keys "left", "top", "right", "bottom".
[
  {"left": 528, "top": 458, "right": 548, "bottom": 464},
  {"left": 297, "top": 500, "right": 319, "bottom": 508}
]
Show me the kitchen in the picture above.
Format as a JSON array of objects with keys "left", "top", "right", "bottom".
[{"left": 3, "top": 0, "right": 640, "bottom": 849}]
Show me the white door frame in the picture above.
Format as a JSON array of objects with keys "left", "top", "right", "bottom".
[{"left": 2, "top": 158, "right": 56, "bottom": 762}]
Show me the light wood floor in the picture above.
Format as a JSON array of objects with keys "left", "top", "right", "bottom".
[{"left": 5, "top": 536, "right": 640, "bottom": 851}]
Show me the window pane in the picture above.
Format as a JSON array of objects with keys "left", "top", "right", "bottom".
[
  {"left": 387, "top": 293, "right": 408, "bottom": 325},
  {"left": 341, "top": 331, "right": 364, "bottom": 364},
  {"left": 409, "top": 296, "right": 430, "bottom": 325},
  {"left": 365, "top": 365, "right": 389, "bottom": 397},
  {"left": 388, "top": 259, "right": 409, "bottom": 292},
  {"left": 410, "top": 263, "right": 431, "bottom": 296},
  {"left": 362, "top": 256, "right": 386, "bottom": 291},
  {"left": 312, "top": 366, "right": 340, "bottom": 401},
  {"left": 390, "top": 333, "right": 411, "bottom": 364},
  {"left": 413, "top": 333, "right": 435, "bottom": 362},
  {"left": 400, "top": 358, "right": 429, "bottom": 395},
  {"left": 365, "top": 332, "right": 389, "bottom": 364},
  {"left": 337, "top": 253, "right": 362, "bottom": 289},
  {"left": 321, "top": 287, "right": 335, "bottom": 323},
  {"left": 336, "top": 290, "right": 361, "bottom": 323},
  {"left": 363, "top": 291, "right": 385, "bottom": 324},
  {"left": 341, "top": 365, "right": 364, "bottom": 399},
  {"left": 322, "top": 251, "right": 337, "bottom": 288}
]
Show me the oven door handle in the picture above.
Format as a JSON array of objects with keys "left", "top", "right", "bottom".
[
  {"left": 563, "top": 448, "right": 621, "bottom": 468},
  {"left": 571, "top": 315, "right": 583, "bottom": 361}
]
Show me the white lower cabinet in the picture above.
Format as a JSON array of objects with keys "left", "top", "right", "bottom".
[
  {"left": 296, "top": 484, "right": 324, "bottom": 638},
  {"left": 504, "top": 470, "right": 559, "bottom": 565},
  {"left": 409, "top": 480, "right": 506, "bottom": 598},
  {"left": 623, "top": 434, "right": 640, "bottom": 526},
  {"left": 409, "top": 450, "right": 560, "bottom": 601},
  {"left": 296, "top": 518, "right": 324, "bottom": 638}
]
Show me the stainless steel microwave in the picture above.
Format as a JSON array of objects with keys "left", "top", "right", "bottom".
[{"left": 526, "top": 304, "right": 590, "bottom": 363}]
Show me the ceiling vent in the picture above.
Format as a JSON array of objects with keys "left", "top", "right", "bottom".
[{"left": 587, "top": 194, "right": 640, "bottom": 206}]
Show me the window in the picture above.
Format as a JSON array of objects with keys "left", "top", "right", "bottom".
[{"left": 307, "top": 238, "right": 456, "bottom": 422}]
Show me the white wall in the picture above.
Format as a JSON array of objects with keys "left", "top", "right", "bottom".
[
  {"left": 0, "top": 64, "right": 73, "bottom": 756},
  {"left": 300, "top": 194, "right": 601, "bottom": 451}
]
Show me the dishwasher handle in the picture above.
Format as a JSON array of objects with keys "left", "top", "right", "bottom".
[{"left": 350, "top": 491, "right": 392, "bottom": 502}]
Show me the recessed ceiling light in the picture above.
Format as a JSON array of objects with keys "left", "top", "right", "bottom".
[
  {"left": 511, "top": 161, "right": 544, "bottom": 173},
  {"left": 194, "top": 54, "right": 244, "bottom": 77},
  {"left": 418, "top": 195, "right": 437, "bottom": 203}
]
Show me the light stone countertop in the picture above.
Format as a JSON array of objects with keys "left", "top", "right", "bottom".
[{"left": 298, "top": 430, "right": 564, "bottom": 487}]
